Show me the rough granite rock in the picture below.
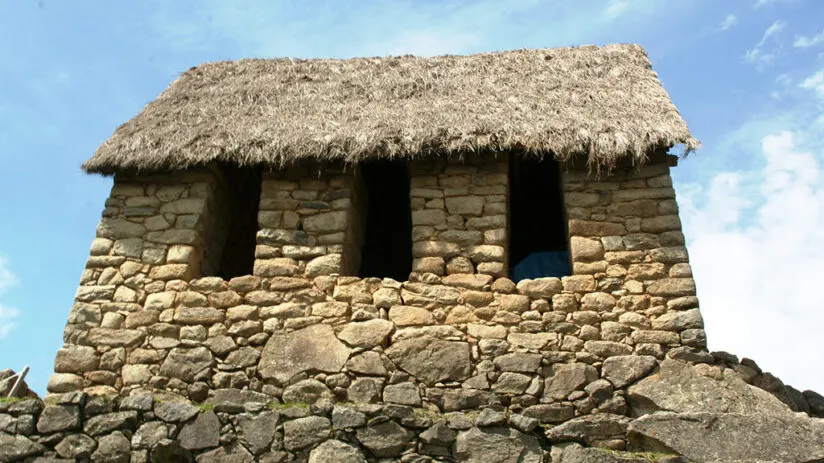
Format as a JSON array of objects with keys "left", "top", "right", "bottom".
[
  {"left": 194, "top": 442, "right": 254, "bottom": 463},
  {"left": 308, "top": 439, "right": 367, "bottom": 463},
  {"left": 550, "top": 443, "right": 654, "bottom": 463},
  {"left": 545, "top": 414, "right": 632, "bottom": 445},
  {"left": 235, "top": 411, "right": 280, "bottom": 455},
  {"left": 600, "top": 355, "right": 657, "bottom": 388},
  {"left": 178, "top": 411, "right": 220, "bottom": 450},
  {"left": 355, "top": 420, "right": 413, "bottom": 457},
  {"left": 158, "top": 347, "right": 214, "bottom": 383},
  {"left": 0, "top": 433, "right": 45, "bottom": 461},
  {"left": 385, "top": 335, "right": 471, "bottom": 386},
  {"left": 628, "top": 412, "right": 824, "bottom": 462},
  {"left": 453, "top": 426, "right": 544, "bottom": 463},
  {"left": 282, "top": 416, "right": 331, "bottom": 451},
  {"left": 259, "top": 324, "right": 351, "bottom": 384},
  {"left": 627, "top": 360, "right": 792, "bottom": 416}
]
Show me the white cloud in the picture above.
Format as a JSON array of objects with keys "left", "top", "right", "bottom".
[
  {"left": 744, "top": 20, "right": 786, "bottom": 66},
  {"left": 754, "top": 0, "right": 791, "bottom": 8},
  {"left": 0, "top": 258, "right": 19, "bottom": 339},
  {"left": 794, "top": 29, "right": 824, "bottom": 48},
  {"left": 679, "top": 131, "right": 824, "bottom": 392},
  {"left": 800, "top": 70, "right": 824, "bottom": 98},
  {"left": 605, "top": 1, "right": 629, "bottom": 18},
  {"left": 718, "top": 14, "right": 738, "bottom": 31}
]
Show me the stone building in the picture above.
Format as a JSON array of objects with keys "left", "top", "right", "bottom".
[{"left": 5, "top": 44, "right": 823, "bottom": 462}]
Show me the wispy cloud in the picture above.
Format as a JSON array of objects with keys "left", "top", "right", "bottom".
[
  {"left": 0, "top": 258, "right": 19, "bottom": 339},
  {"left": 794, "top": 29, "right": 824, "bottom": 48},
  {"left": 800, "top": 70, "right": 824, "bottom": 99},
  {"left": 744, "top": 20, "right": 786, "bottom": 66},
  {"left": 718, "top": 14, "right": 738, "bottom": 31},
  {"left": 604, "top": 1, "right": 629, "bottom": 18},
  {"left": 754, "top": 0, "right": 791, "bottom": 8}
]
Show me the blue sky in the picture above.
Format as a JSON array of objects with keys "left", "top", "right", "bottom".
[{"left": 1, "top": 0, "right": 823, "bottom": 395}]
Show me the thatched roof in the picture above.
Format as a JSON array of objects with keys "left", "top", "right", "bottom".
[{"left": 83, "top": 43, "right": 698, "bottom": 175}]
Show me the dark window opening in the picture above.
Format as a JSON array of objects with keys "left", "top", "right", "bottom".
[
  {"left": 509, "top": 155, "right": 570, "bottom": 282},
  {"left": 359, "top": 160, "right": 413, "bottom": 281},
  {"left": 215, "top": 165, "right": 261, "bottom": 280}
]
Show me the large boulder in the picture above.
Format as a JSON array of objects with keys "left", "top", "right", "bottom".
[
  {"left": 453, "top": 427, "right": 544, "bottom": 463},
  {"left": 627, "top": 359, "right": 792, "bottom": 416},
  {"left": 385, "top": 335, "right": 471, "bottom": 385},
  {"left": 628, "top": 412, "right": 824, "bottom": 462},
  {"left": 259, "top": 324, "right": 351, "bottom": 384}
]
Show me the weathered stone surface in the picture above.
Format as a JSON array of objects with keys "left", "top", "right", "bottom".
[
  {"left": 37, "top": 405, "right": 81, "bottom": 433},
  {"left": 305, "top": 253, "right": 342, "bottom": 277},
  {"left": 651, "top": 308, "right": 703, "bottom": 331},
  {"left": 83, "top": 411, "right": 139, "bottom": 436},
  {"left": 628, "top": 360, "right": 792, "bottom": 416},
  {"left": 453, "top": 426, "right": 543, "bottom": 463},
  {"left": 419, "top": 420, "right": 456, "bottom": 445},
  {"left": 383, "top": 382, "right": 422, "bottom": 406},
  {"left": 154, "top": 401, "right": 199, "bottom": 423},
  {"left": 551, "top": 444, "right": 650, "bottom": 463},
  {"left": 0, "top": 433, "right": 45, "bottom": 461},
  {"left": 386, "top": 335, "right": 471, "bottom": 385},
  {"left": 544, "top": 364, "right": 598, "bottom": 401},
  {"left": 628, "top": 412, "right": 824, "bottom": 463},
  {"left": 356, "top": 420, "right": 412, "bottom": 457},
  {"left": 54, "top": 346, "right": 99, "bottom": 373},
  {"left": 332, "top": 406, "right": 367, "bottom": 429},
  {"left": 493, "top": 354, "right": 542, "bottom": 373},
  {"left": 236, "top": 411, "right": 279, "bottom": 455},
  {"left": 583, "top": 341, "right": 633, "bottom": 358},
  {"left": 92, "top": 431, "right": 130, "bottom": 463},
  {"left": 283, "top": 416, "right": 331, "bottom": 450},
  {"left": 174, "top": 307, "right": 225, "bottom": 325},
  {"left": 337, "top": 319, "right": 394, "bottom": 348},
  {"left": 308, "top": 439, "right": 367, "bottom": 463},
  {"left": 55, "top": 433, "right": 97, "bottom": 459},
  {"left": 87, "top": 328, "right": 145, "bottom": 347},
  {"left": 545, "top": 414, "right": 631, "bottom": 444},
  {"left": 178, "top": 411, "right": 220, "bottom": 450},
  {"left": 601, "top": 355, "right": 657, "bottom": 388},
  {"left": 132, "top": 421, "right": 168, "bottom": 449},
  {"left": 158, "top": 347, "right": 214, "bottom": 382},
  {"left": 347, "top": 377, "right": 383, "bottom": 403},
  {"left": 523, "top": 404, "right": 575, "bottom": 424},
  {"left": 346, "top": 351, "right": 387, "bottom": 376},
  {"left": 303, "top": 211, "right": 347, "bottom": 233},
  {"left": 389, "top": 305, "right": 436, "bottom": 326},
  {"left": 195, "top": 443, "right": 254, "bottom": 463},
  {"left": 260, "top": 324, "right": 352, "bottom": 384},
  {"left": 282, "top": 379, "right": 333, "bottom": 403},
  {"left": 516, "top": 278, "right": 563, "bottom": 298}
]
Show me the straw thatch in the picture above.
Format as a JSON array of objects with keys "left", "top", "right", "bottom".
[{"left": 83, "top": 43, "right": 698, "bottom": 175}]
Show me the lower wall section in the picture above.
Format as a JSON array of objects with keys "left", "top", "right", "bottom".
[{"left": 3, "top": 390, "right": 559, "bottom": 462}]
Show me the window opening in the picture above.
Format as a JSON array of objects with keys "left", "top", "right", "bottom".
[
  {"left": 509, "top": 155, "right": 570, "bottom": 281},
  {"left": 359, "top": 160, "right": 413, "bottom": 281},
  {"left": 214, "top": 165, "right": 261, "bottom": 280}
]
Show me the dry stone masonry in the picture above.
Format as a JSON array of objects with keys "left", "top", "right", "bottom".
[{"left": 4, "top": 155, "right": 821, "bottom": 462}]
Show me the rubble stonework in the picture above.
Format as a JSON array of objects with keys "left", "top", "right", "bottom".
[{"left": 4, "top": 156, "right": 816, "bottom": 462}]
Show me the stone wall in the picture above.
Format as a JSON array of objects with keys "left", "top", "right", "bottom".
[
  {"left": 254, "top": 162, "right": 361, "bottom": 279},
  {"left": 56, "top": 157, "right": 708, "bottom": 399},
  {"left": 42, "top": 156, "right": 713, "bottom": 461},
  {"left": 408, "top": 154, "right": 508, "bottom": 277}
]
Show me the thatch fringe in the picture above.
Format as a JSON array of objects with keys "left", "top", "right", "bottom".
[{"left": 83, "top": 43, "right": 698, "bottom": 175}]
